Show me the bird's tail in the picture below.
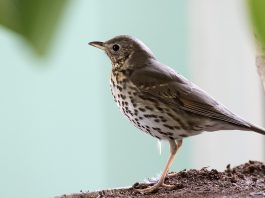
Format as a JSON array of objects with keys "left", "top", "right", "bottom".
[{"left": 248, "top": 124, "right": 265, "bottom": 135}]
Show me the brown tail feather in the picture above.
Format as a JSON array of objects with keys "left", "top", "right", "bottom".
[{"left": 249, "top": 124, "right": 265, "bottom": 135}]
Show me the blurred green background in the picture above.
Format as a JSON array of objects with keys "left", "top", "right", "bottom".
[
  {"left": 248, "top": 0, "right": 265, "bottom": 49},
  {"left": 0, "top": 1, "right": 189, "bottom": 198},
  {"left": 0, "top": 0, "right": 68, "bottom": 55}
]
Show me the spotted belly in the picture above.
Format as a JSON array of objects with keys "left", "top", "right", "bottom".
[{"left": 109, "top": 79, "right": 210, "bottom": 140}]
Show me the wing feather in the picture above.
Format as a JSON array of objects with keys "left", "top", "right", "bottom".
[{"left": 129, "top": 62, "right": 250, "bottom": 128}]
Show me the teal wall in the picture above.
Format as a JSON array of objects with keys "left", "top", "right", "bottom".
[{"left": 0, "top": 0, "right": 189, "bottom": 197}]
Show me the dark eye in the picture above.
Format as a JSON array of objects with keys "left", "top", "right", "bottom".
[{"left": 112, "top": 44, "right": 120, "bottom": 51}]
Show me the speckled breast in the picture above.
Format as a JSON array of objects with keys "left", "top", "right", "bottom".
[{"left": 109, "top": 70, "right": 203, "bottom": 140}]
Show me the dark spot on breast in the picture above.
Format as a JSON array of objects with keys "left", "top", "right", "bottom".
[
  {"left": 155, "top": 135, "right": 161, "bottom": 140},
  {"left": 158, "top": 116, "right": 167, "bottom": 122},
  {"left": 127, "top": 109, "right": 133, "bottom": 116},
  {"left": 145, "top": 97, "right": 158, "bottom": 104},
  {"left": 152, "top": 127, "right": 161, "bottom": 131},
  {"left": 166, "top": 112, "right": 174, "bottom": 118},
  {"left": 166, "top": 113, "right": 187, "bottom": 130},
  {"left": 174, "top": 126, "right": 181, "bottom": 130},
  {"left": 138, "top": 107, "right": 146, "bottom": 112},
  {"left": 131, "top": 99, "right": 137, "bottom": 107},
  {"left": 180, "top": 134, "right": 188, "bottom": 138},
  {"left": 145, "top": 106, "right": 153, "bottom": 111},
  {"left": 116, "top": 85, "right": 122, "bottom": 91},
  {"left": 120, "top": 94, "right": 126, "bottom": 99},
  {"left": 122, "top": 78, "right": 127, "bottom": 83},
  {"left": 143, "top": 114, "right": 157, "bottom": 118},
  {"left": 156, "top": 106, "right": 164, "bottom": 112},
  {"left": 167, "top": 132, "right": 173, "bottom": 136},
  {"left": 163, "top": 124, "right": 174, "bottom": 130},
  {"left": 161, "top": 118, "right": 167, "bottom": 122},
  {"left": 138, "top": 95, "right": 145, "bottom": 100},
  {"left": 154, "top": 119, "right": 160, "bottom": 123},
  {"left": 124, "top": 113, "right": 130, "bottom": 119},
  {"left": 159, "top": 131, "right": 168, "bottom": 135}
]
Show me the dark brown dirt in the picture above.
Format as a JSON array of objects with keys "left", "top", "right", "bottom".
[{"left": 57, "top": 161, "right": 265, "bottom": 198}]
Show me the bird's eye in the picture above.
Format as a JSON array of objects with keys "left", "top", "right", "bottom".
[{"left": 112, "top": 44, "right": 120, "bottom": 52}]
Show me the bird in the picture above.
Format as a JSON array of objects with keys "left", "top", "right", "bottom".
[{"left": 89, "top": 35, "right": 265, "bottom": 193}]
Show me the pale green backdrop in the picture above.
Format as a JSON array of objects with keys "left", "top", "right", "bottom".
[{"left": 0, "top": 0, "right": 189, "bottom": 197}]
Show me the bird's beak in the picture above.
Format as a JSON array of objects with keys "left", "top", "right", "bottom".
[{"left": 88, "top": 41, "right": 105, "bottom": 50}]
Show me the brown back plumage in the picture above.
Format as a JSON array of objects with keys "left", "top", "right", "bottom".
[{"left": 129, "top": 58, "right": 265, "bottom": 135}]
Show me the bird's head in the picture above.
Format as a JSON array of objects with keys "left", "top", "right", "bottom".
[{"left": 89, "top": 35, "right": 155, "bottom": 70}]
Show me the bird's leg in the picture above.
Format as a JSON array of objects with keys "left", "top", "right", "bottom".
[
  {"left": 136, "top": 139, "right": 183, "bottom": 194},
  {"left": 166, "top": 140, "right": 183, "bottom": 178}
]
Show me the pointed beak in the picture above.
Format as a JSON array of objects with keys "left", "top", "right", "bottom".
[{"left": 88, "top": 41, "right": 105, "bottom": 50}]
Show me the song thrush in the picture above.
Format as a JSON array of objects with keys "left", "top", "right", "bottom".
[{"left": 89, "top": 35, "right": 265, "bottom": 193}]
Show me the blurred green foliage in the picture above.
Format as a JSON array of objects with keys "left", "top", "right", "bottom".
[
  {"left": 0, "top": 0, "right": 68, "bottom": 55},
  {"left": 248, "top": 0, "right": 265, "bottom": 49}
]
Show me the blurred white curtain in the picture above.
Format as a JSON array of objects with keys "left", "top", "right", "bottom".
[{"left": 188, "top": 0, "right": 265, "bottom": 170}]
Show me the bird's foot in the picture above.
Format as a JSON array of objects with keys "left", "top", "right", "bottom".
[
  {"left": 162, "top": 183, "right": 175, "bottom": 189},
  {"left": 134, "top": 181, "right": 175, "bottom": 194}
]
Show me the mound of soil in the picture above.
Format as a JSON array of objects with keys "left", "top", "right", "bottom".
[{"left": 57, "top": 160, "right": 265, "bottom": 198}]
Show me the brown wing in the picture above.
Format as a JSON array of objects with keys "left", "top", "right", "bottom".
[{"left": 129, "top": 61, "right": 250, "bottom": 128}]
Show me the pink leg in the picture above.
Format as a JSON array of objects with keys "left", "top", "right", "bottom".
[{"left": 136, "top": 139, "right": 183, "bottom": 193}]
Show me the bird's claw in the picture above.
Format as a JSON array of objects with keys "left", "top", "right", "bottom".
[
  {"left": 162, "top": 183, "right": 176, "bottom": 189},
  {"left": 135, "top": 181, "right": 175, "bottom": 194},
  {"left": 167, "top": 172, "right": 177, "bottom": 177}
]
